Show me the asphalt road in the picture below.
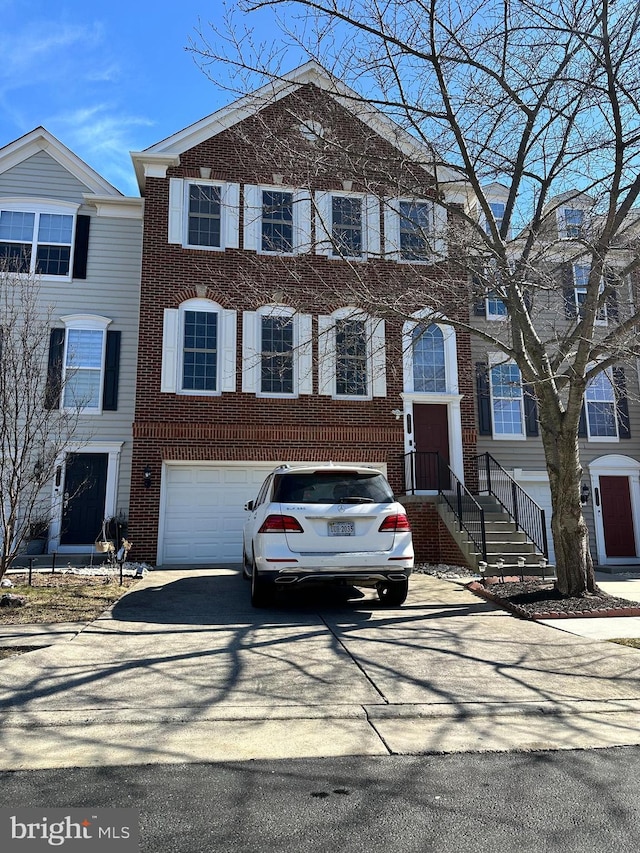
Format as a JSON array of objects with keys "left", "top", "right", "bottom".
[{"left": 2, "top": 748, "right": 640, "bottom": 852}]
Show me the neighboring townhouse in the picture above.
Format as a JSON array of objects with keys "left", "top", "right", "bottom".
[
  {"left": 128, "top": 62, "right": 479, "bottom": 567},
  {"left": 471, "top": 187, "right": 640, "bottom": 568},
  {"left": 0, "top": 128, "right": 143, "bottom": 556}
]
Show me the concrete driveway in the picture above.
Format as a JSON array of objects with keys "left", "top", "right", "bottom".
[{"left": 1, "top": 568, "right": 640, "bottom": 769}]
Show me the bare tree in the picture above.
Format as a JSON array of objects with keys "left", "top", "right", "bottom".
[
  {"left": 0, "top": 264, "right": 84, "bottom": 579},
  {"left": 191, "top": 0, "right": 640, "bottom": 596}
]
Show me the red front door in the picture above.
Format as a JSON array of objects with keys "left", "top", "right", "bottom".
[
  {"left": 600, "top": 475, "right": 636, "bottom": 558},
  {"left": 412, "top": 404, "right": 449, "bottom": 489}
]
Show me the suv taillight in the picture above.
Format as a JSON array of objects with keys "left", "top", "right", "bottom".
[
  {"left": 259, "top": 514, "right": 304, "bottom": 533},
  {"left": 378, "top": 514, "right": 411, "bottom": 532}
]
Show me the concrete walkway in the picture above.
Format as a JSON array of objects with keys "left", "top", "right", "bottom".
[{"left": 1, "top": 568, "right": 640, "bottom": 770}]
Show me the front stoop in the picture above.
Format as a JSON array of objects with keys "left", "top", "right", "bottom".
[{"left": 437, "top": 494, "right": 555, "bottom": 578}]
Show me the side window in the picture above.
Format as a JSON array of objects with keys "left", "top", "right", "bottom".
[
  {"left": 331, "top": 196, "right": 363, "bottom": 258},
  {"left": 489, "top": 361, "right": 525, "bottom": 438},
  {"left": 254, "top": 474, "right": 273, "bottom": 508},
  {"left": 335, "top": 317, "right": 368, "bottom": 396},
  {"left": 182, "top": 309, "right": 218, "bottom": 392},
  {"left": 261, "top": 191, "right": 294, "bottom": 253},
  {"left": 0, "top": 204, "right": 79, "bottom": 278},
  {"left": 261, "top": 314, "right": 294, "bottom": 394},
  {"left": 585, "top": 371, "right": 618, "bottom": 439},
  {"left": 45, "top": 315, "right": 119, "bottom": 414},
  {"left": 412, "top": 324, "right": 446, "bottom": 392},
  {"left": 167, "top": 178, "right": 240, "bottom": 250},
  {"left": 573, "top": 264, "right": 607, "bottom": 324},
  {"left": 562, "top": 207, "right": 584, "bottom": 238},
  {"left": 187, "top": 184, "right": 221, "bottom": 248},
  {"left": 318, "top": 310, "right": 386, "bottom": 399}
]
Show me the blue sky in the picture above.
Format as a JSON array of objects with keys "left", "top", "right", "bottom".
[{"left": 0, "top": 0, "right": 299, "bottom": 195}]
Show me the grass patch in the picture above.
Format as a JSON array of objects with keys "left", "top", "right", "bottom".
[
  {"left": 0, "top": 573, "right": 138, "bottom": 625},
  {"left": 609, "top": 638, "right": 640, "bottom": 650}
]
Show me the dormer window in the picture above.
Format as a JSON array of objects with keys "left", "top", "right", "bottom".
[
  {"left": 562, "top": 207, "right": 584, "bottom": 239},
  {"left": 484, "top": 202, "right": 506, "bottom": 235}
]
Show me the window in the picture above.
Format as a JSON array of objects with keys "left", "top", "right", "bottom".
[
  {"left": 489, "top": 361, "right": 525, "bottom": 437},
  {"left": 45, "top": 315, "right": 119, "bottom": 414},
  {"left": 562, "top": 207, "right": 584, "bottom": 238},
  {"left": 318, "top": 310, "right": 386, "bottom": 398},
  {"left": 403, "top": 315, "right": 458, "bottom": 396},
  {"left": 261, "top": 191, "right": 293, "bottom": 253},
  {"left": 585, "top": 371, "right": 618, "bottom": 438},
  {"left": 399, "top": 201, "right": 432, "bottom": 261},
  {"left": 412, "top": 324, "right": 446, "bottom": 392},
  {"left": 182, "top": 310, "right": 218, "bottom": 392},
  {"left": 187, "top": 184, "right": 221, "bottom": 248},
  {"left": 260, "top": 314, "right": 294, "bottom": 394},
  {"left": 336, "top": 318, "right": 368, "bottom": 396},
  {"left": 167, "top": 178, "right": 240, "bottom": 250},
  {"left": 332, "top": 196, "right": 362, "bottom": 258},
  {"left": 161, "top": 299, "right": 237, "bottom": 395},
  {"left": 315, "top": 192, "right": 381, "bottom": 259},
  {"left": 484, "top": 202, "right": 506, "bottom": 235},
  {"left": 486, "top": 291, "right": 508, "bottom": 318},
  {"left": 572, "top": 264, "right": 607, "bottom": 324},
  {"left": 0, "top": 206, "right": 75, "bottom": 276}
]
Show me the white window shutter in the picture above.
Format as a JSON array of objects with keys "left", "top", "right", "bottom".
[
  {"left": 161, "top": 308, "right": 179, "bottom": 392},
  {"left": 433, "top": 202, "right": 447, "bottom": 258},
  {"left": 293, "top": 190, "right": 312, "bottom": 254},
  {"left": 314, "top": 192, "right": 332, "bottom": 255},
  {"left": 243, "top": 185, "right": 261, "bottom": 252},
  {"left": 384, "top": 197, "right": 401, "bottom": 258},
  {"left": 297, "top": 313, "right": 313, "bottom": 394},
  {"left": 224, "top": 183, "right": 240, "bottom": 249},
  {"left": 168, "top": 178, "right": 184, "bottom": 244},
  {"left": 220, "top": 308, "right": 237, "bottom": 391},
  {"left": 317, "top": 315, "right": 335, "bottom": 395},
  {"left": 242, "top": 311, "right": 259, "bottom": 393},
  {"left": 371, "top": 318, "right": 387, "bottom": 397},
  {"left": 364, "top": 195, "right": 381, "bottom": 257}
]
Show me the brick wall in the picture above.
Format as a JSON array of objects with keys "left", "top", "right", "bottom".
[{"left": 403, "top": 498, "right": 470, "bottom": 567}]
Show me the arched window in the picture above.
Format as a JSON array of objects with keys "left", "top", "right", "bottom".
[{"left": 412, "top": 324, "right": 446, "bottom": 393}]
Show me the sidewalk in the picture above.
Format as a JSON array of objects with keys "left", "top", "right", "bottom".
[{"left": 0, "top": 568, "right": 639, "bottom": 770}]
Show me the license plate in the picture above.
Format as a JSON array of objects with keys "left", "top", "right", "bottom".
[{"left": 328, "top": 521, "right": 355, "bottom": 536}]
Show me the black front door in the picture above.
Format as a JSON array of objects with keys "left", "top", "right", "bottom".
[{"left": 60, "top": 453, "right": 108, "bottom": 545}]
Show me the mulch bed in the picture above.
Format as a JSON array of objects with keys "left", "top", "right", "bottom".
[{"left": 466, "top": 577, "right": 640, "bottom": 620}]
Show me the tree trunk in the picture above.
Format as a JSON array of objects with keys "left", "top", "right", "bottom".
[{"left": 540, "top": 424, "right": 597, "bottom": 597}]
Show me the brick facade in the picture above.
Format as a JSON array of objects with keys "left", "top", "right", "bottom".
[{"left": 130, "top": 81, "right": 477, "bottom": 563}]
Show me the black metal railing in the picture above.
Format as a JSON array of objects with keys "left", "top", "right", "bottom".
[
  {"left": 403, "top": 451, "right": 487, "bottom": 561},
  {"left": 477, "top": 453, "right": 548, "bottom": 558}
]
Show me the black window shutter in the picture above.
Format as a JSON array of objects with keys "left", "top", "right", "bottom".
[
  {"left": 613, "top": 367, "right": 631, "bottom": 439},
  {"left": 523, "top": 384, "right": 539, "bottom": 437},
  {"left": 605, "top": 271, "right": 619, "bottom": 321},
  {"left": 72, "top": 215, "right": 91, "bottom": 279},
  {"left": 472, "top": 275, "right": 486, "bottom": 316},
  {"left": 102, "top": 330, "right": 121, "bottom": 411},
  {"left": 578, "top": 403, "right": 588, "bottom": 438},
  {"left": 476, "top": 362, "right": 492, "bottom": 435},
  {"left": 44, "top": 328, "right": 65, "bottom": 410},
  {"left": 561, "top": 263, "right": 576, "bottom": 318}
]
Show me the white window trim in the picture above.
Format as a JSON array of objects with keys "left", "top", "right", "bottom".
[
  {"left": 488, "top": 353, "right": 526, "bottom": 440},
  {"left": 242, "top": 305, "right": 313, "bottom": 397},
  {"left": 59, "top": 314, "right": 111, "bottom": 415},
  {"left": 485, "top": 292, "right": 508, "bottom": 320},
  {"left": 243, "top": 185, "right": 312, "bottom": 255},
  {"left": 318, "top": 308, "right": 386, "bottom": 399},
  {"left": 161, "top": 298, "right": 237, "bottom": 396},
  {"left": 584, "top": 367, "right": 619, "bottom": 442},
  {"left": 314, "top": 191, "right": 380, "bottom": 260},
  {"left": 384, "top": 197, "right": 446, "bottom": 263},
  {"left": 168, "top": 177, "right": 240, "bottom": 251},
  {"left": 557, "top": 206, "right": 585, "bottom": 239},
  {"left": 0, "top": 198, "right": 79, "bottom": 280},
  {"left": 573, "top": 264, "right": 608, "bottom": 326},
  {"left": 402, "top": 314, "right": 458, "bottom": 395}
]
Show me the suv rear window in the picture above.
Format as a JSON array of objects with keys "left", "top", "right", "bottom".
[{"left": 273, "top": 471, "right": 394, "bottom": 504}]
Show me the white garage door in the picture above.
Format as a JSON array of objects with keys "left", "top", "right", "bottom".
[
  {"left": 159, "top": 464, "right": 276, "bottom": 565},
  {"left": 513, "top": 473, "right": 556, "bottom": 565}
]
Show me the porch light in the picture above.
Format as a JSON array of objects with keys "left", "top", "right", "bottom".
[
  {"left": 580, "top": 482, "right": 590, "bottom": 504},
  {"left": 143, "top": 464, "right": 152, "bottom": 489},
  {"left": 391, "top": 409, "right": 403, "bottom": 420}
]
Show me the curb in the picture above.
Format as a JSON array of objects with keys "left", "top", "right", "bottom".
[{"left": 466, "top": 580, "right": 640, "bottom": 620}]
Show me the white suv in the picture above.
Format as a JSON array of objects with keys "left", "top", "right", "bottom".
[{"left": 242, "top": 464, "right": 414, "bottom": 607}]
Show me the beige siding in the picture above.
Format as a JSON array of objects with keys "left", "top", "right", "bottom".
[{"left": 0, "top": 151, "right": 91, "bottom": 202}]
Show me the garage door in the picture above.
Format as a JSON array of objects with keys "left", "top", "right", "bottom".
[
  {"left": 159, "top": 464, "right": 276, "bottom": 565},
  {"left": 513, "top": 473, "right": 556, "bottom": 565}
]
